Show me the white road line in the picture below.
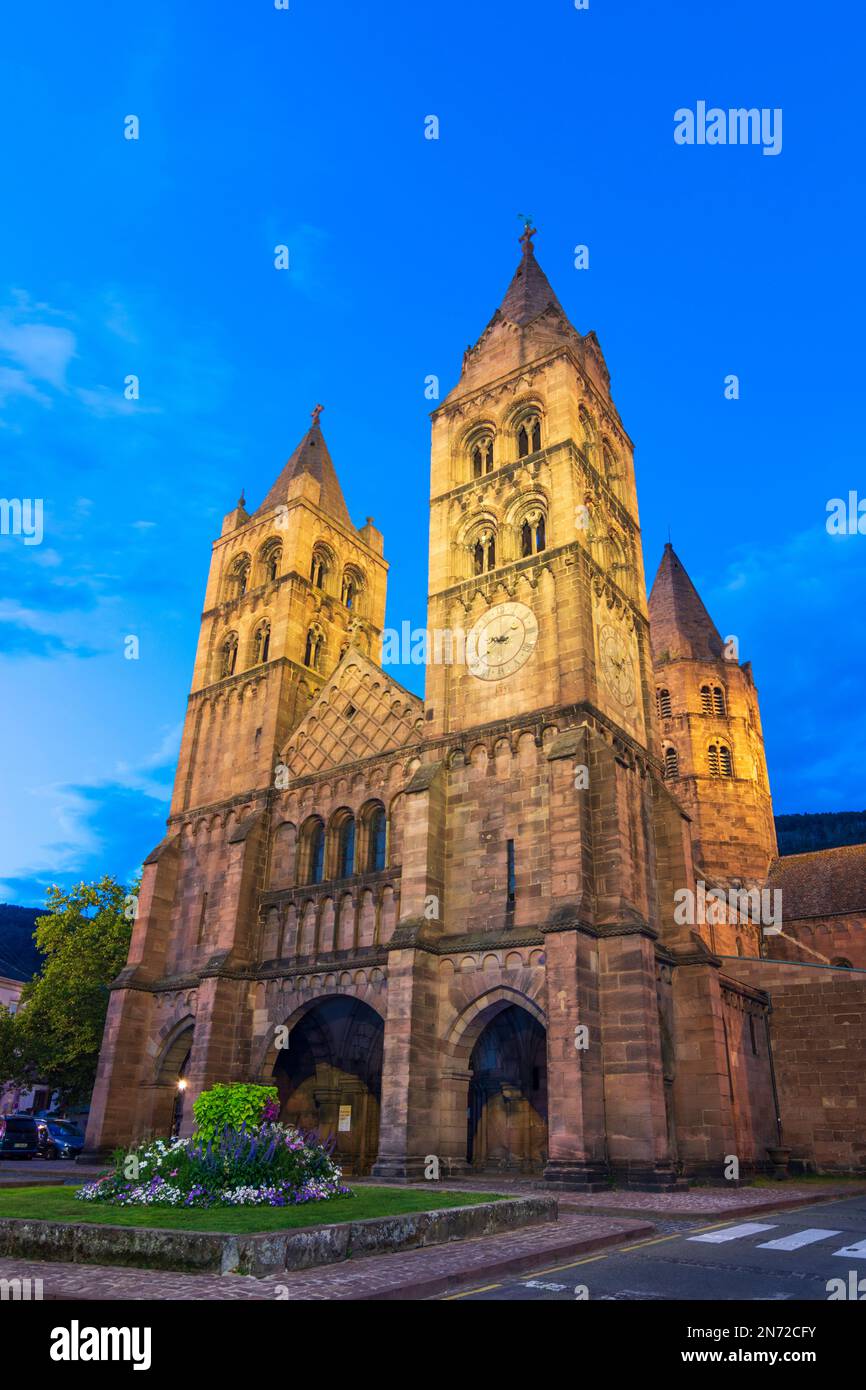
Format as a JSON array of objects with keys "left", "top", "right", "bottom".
[
  {"left": 688, "top": 1222, "right": 777, "bottom": 1244},
  {"left": 832, "top": 1239, "right": 866, "bottom": 1259},
  {"left": 757, "top": 1228, "right": 842, "bottom": 1251}
]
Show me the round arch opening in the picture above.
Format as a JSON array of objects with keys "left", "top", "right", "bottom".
[
  {"left": 273, "top": 996, "right": 384, "bottom": 1176},
  {"left": 466, "top": 1003, "right": 547, "bottom": 1174}
]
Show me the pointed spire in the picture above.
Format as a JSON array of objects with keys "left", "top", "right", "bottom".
[
  {"left": 648, "top": 543, "right": 725, "bottom": 662},
  {"left": 493, "top": 222, "right": 568, "bottom": 329},
  {"left": 255, "top": 410, "right": 353, "bottom": 529}
]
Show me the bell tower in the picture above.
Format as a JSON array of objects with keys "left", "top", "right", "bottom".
[
  {"left": 648, "top": 543, "right": 777, "bottom": 889},
  {"left": 424, "top": 227, "right": 655, "bottom": 755},
  {"left": 174, "top": 410, "right": 388, "bottom": 812}
]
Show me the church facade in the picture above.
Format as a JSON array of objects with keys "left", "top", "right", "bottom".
[{"left": 85, "top": 231, "right": 864, "bottom": 1186}]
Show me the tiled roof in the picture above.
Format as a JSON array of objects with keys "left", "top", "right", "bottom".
[
  {"left": 769, "top": 843, "right": 866, "bottom": 919},
  {"left": 648, "top": 543, "right": 725, "bottom": 662},
  {"left": 255, "top": 420, "right": 353, "bottom": 530}
]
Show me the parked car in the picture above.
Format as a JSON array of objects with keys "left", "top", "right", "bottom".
[
  {"left": 0, "top": 1114, "right": 40, "bottom": 1158},
  {"left": 36, "top": 1117, "right": 85, "bottom": 1159}
]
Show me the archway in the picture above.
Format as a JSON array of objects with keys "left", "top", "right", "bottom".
[
  {"left": 151, "top": 1019, "right": 194, "bottom": 1139},
  {"left": 466, "top": 1003, "right": 547, "bottom": 1173},
  {"left": 273, "top": 996, "right": 383, "bottom": 1176}
]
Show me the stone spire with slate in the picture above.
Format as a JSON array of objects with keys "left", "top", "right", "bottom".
[
  {"left": 256, "top": 408, "right": 354, "bottom": 532},
  {"left": 648, "top": 543, "right": 725, "bottom": 663}
]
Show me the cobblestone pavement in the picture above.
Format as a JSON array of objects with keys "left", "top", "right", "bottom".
[{"left": 0, "top": 1213, "right": 653, "bottom": 1301}]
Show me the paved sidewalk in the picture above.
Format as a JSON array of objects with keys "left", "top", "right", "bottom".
[
  {"left": 356, "top": 1177, "right": 866, "bottom": 1220},
  {"left": 0, "top": 1213, "right": 653, "bottom": 1301}
]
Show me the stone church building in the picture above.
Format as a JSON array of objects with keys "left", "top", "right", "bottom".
[{"left": 85, "top": 231, "right": 866, "bottom": 1186}]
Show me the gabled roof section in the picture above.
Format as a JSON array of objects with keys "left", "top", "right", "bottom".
[
  {"left": 648, "top": 543, "right": 725, "bottom": 662},
  {"left": 255, "top": 418, "right": 353, "bottom": 530},
  {"left": 280, "top": 649, "right": 423, "bottom": 779}
]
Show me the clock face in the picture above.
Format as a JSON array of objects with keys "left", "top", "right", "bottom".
[
  {"left": 467, "top": 601, "right": 539, "bottom": 681},
  {"left": 598, "top": 623, "right": 636, "bottom": 707}
]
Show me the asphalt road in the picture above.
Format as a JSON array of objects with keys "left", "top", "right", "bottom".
[{"left": 442, "top": 1194, "right": 866, "bottom": 1301}]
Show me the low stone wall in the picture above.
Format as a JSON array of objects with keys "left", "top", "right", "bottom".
[{"left": 0, "top": 1195, "right": 556, "bottom": 1276}]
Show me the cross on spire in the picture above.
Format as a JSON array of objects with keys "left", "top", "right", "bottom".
[
  {"left": 517, "top": 216, "right": 537, "bottom": 255},
  {"left": 311, "top": 403, "right": 324, "bottom": 424}
]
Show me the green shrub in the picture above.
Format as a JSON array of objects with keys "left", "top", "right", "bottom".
[{"left": 192, "top": 1083, "right": 279, "bottom": 1143}]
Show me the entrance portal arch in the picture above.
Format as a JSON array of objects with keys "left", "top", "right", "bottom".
[
  {"left": 272, "top": 996, "right": 384, "bottom": 1176},
  {"left": 458, "top": 998, "right": 548, "bottom": 1174}
]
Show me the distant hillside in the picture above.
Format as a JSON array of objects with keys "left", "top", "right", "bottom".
[
  {"left": 0, "top": 904, "right": 44, "bottom": 982},
  {"left": 775, "top": 811, "right": 866, "bottom": 857}
]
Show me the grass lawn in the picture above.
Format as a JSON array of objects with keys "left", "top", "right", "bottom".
[{"left": 0, "top": 1185, "right": 506, "bottom": 1234}]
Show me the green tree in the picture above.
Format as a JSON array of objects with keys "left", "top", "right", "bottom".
[{"left": 8, "top": 876, "right": 134, "bottom": 1105}]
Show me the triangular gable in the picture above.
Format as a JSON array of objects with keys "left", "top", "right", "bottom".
[{"left": 279, "top": 649, "right": 423, "bottom": 777}]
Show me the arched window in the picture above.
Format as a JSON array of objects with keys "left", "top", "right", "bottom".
[
  {"left": 701, "top": 684, "right": 725, "bottom": 716},
  {"left": 656, "top": 688, "right": 672, "bottom": 719},
  {"left": 366, "top": 806, "right": 387, "bottom": 872},
  {"left": 520, "top": 508, "right": 546, "bottom": 557},
  {"left": 227, "top": 554, "right": 251, "bottom": 601},
  {"left": 219, "top": 632, "right": 238, "bottom": 678},
  {"left": 663, "top": 745, "right": 679, "bottom": 780},
  {"left": 472, "top": 528, "right": 496, "bottom": 575},
  {"left": 517, "top": 413, "right": 542, "bottom": 459},
  {"left": 831, "top": 957, "right": 853, "bottom": 969},
  {"left": 253, "top": 620, "right": 270, "bottom": 665},
  {"left": 471, "top": 435, "right": 494, "bottom": 479},
  {"left": 261, "top": 541, "right": 282, "bottom": 584},
  {"left": 304, "top": 821, "right": 325, "bottom": 884},
  {"left": 578, "top": 405, "right": 595, "bottom": 451},
  {"left": 336, "top": 816, "right": 356, "bottom": 879},
  {"left": 708, "top": 742, "right": 733, "bottom": 777},
  {"left": 310, "top": 547, "right": 330, "bottom": 590},
  {"left": 341, "top": 568, "right": 364, "bottom": 611},
  {"left": 304, "top": 627, "right": 325, "bottom": 671}
]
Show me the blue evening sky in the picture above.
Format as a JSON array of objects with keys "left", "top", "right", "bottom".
[{"left": 1, "top": 0, "right": 863, "bottom": 907}]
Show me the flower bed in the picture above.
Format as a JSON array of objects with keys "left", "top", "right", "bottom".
[{"left": 77, "top": 1120, "right": 350, "bottom": 1209}]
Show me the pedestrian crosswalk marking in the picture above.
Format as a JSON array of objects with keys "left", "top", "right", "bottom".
[
  {"left": 688, "top": 1221, "right": 777, "bottom": 1244},
  {"left": 832, "top": 1239, "right": 866, "bottom": 1259},
  {"left": 757, "top": 1228, "right": 842, "bottom": 1251}
]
